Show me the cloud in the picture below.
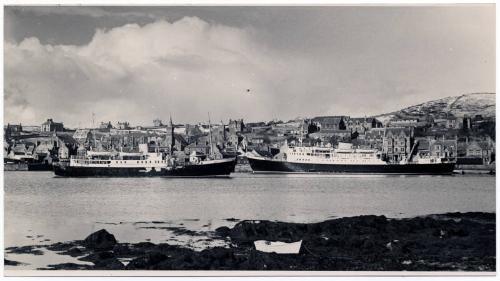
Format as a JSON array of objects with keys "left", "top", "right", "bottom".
[
  {"left": 5, "top": 9, "right": 495, "bottom": 128},
  {"left": 5, "top": 17, "right": 310, "bottom": 127}
]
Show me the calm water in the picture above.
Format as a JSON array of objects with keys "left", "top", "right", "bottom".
[{"left": 5, "top": 171, "right": 495, "bottom": 249}]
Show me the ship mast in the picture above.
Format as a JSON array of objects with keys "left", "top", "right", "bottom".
[
  {"left": 169, "top": 115, "right": 175, "bottom": 155},
  {"left": 299, "top": 118, "right": 304, "bottom": 147},
  {"left": 208, "top": 112, "right": 214, "bottom": 159}
]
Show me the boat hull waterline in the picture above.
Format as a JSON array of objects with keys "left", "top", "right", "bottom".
[
  {"left": 53, "top": 158, "right": 238, "bottom": 177},
  {"left": 53, "top": 165, "right": 165, "bottom": 177},
  {"left": 247, "top": 156, "right": 456, "bottom": 175},
  {"left": 162, "top": 158, "right": 237, "bottom": 177}
]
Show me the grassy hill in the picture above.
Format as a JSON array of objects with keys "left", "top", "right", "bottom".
[{"left": 375, "top": 93, "right": 495, "bottom": 122}]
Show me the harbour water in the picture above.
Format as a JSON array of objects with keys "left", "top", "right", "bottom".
[{"left": 4, "top": 171, "right": 496, "bottom": 269}]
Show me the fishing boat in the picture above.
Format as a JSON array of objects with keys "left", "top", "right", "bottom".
[
  {"left": 162, "top": 115, "right": 237, "bottom": 177},
  {"left": 163, "top": 152, "right": 237, "bottom": 177}
]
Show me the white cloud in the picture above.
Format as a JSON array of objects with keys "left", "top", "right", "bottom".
[
  {"left": 7, "top": 13, "right": 494, "bottom": 128},
  {"left": 5, "top": 17, "right": 308, "bottom": 127}
]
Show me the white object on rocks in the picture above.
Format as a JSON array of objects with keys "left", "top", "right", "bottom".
[{"left": 254, "top": 240, "right": 302, "bottom": 254}]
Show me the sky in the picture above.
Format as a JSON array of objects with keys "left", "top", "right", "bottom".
[{"left": 4, "top": 5, "right": 496, "bottom": 128}]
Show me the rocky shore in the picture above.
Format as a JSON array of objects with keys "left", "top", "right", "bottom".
[{"left": 5, "top": 212, "right": 495, "bottom": 271}]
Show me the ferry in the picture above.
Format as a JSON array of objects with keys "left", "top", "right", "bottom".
[
  {"left": 53, "top": 144, "right": 168, "bottom": 177},
  {"left": 246, "top": 141, "right": 455, "bottom": 175}
]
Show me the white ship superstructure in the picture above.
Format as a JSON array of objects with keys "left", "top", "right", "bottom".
[
  {"left": 246, "top": 140, "right": 456, "bottom": 174},
  {"left": 54, "top": 144, "right": 168, "bottom": 177},
  {"left": 69, "top": 144, "right": 167, "bottom": 170},
  {"left": 69, "top": 144, "right": 168, "bottom": 168},
  {"left": 281, "top": 142, "right": 387, "bottom": 165}
]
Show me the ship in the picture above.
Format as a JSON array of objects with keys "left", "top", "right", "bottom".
[
  {"left": 246, "top": 141, "right": 456, "bottom": 175},
  {"left": 162, "top": 115, "right": 237, "bottom": 177},
  {"left": 163, "top": 151, "right": 237, "bottom": 177},
  {"left": 53, "top": 144, "right": 168, "bottom": 177}
]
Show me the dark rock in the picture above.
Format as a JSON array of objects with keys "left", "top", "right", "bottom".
[
  {"left": 46, "top": 241, "right": 78, "bottom": 252},
  {"left": 93, "top": 258, "right": 125, "bottom": 270},
  {"left": 79, "top": 251, "right": 115, "bottom": 263},
  {"left": 5, "top": 245, "right": 44, "bottom": 255},
  {"left": 215, "top": 226, "right": 231, "bottom": 237},
  {"left": 112, "top": 243, "right": 146, "bottom": 258},
  {"left": 4, "top": 258, "right": 23, "bottom": 266},
  {"left": 134, "top": 242, "right": 156, "bottom": 249},
  {"left": 126, "top": 252, "right": 168, "bottom": 269},
  {"left": 83, "top": 229, "right": 117, "bottom": 250},
  {"left": 44, "top": 262, "right": 93, "bottom": 270},
  {"left": 58, "top": 247, "right": 85, "bottom": 257}
]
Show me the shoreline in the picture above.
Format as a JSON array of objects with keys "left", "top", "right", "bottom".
[{"left": 4, "top": 212, "right": 495, "bottom": 271}]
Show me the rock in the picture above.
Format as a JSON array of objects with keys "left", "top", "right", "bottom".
[
  {"left": 20, "top": 212, "right": 496, "bottom": 271},
  {"left": 47, "top": 242, "right": 77, "bottom": 252},
  {"left": 5, "top": 245, "right": 44, "bottom": 255},
  {"left": 93, "top": 258, "right": 125, "bottom": 270},
  {"left": 79, "top": 250, "right": 115, "bottom": 263},
  {"left": 126, "top": 252, "right": 168, "bottom": 269},
  {"left": 44, "top": 263, "right": 93, "bottom": 270},
  {"left": 4, "top": 258, "right": 23, "bottom": 266},
  {"left": 215, "top": 226, "right": 231, "bottom": 237},
  {"left": 59, "top": 247, "right": 85, "bottom": 257},
  {"left": 83, "top": 229, "right": 117, "bottom": 251}
]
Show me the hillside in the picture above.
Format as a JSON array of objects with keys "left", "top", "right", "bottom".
[{"left": 376, "top": 93, "right": 495, "bottom": 122}]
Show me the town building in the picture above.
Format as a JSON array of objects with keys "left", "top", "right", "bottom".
[
  {"left": 6, "top": 143, "right": 36, "bottom": 162},
  {"left": 4, "top": 124, "right": 23, "bottom": 139},
  {"left": 347, "top": 117, "right": 383, "bottom": 133},
  {"left": 429, "top": 138, "right": 457, "bottom": 159},
  {"left": 99, "top": 121, "right": 113, "bottom": 130},
  {"left": 364, "top": 128, "right": 386, "bottom": 150},
  {"left": 117, "top": 121, "right": 131, "bottom": 130},
  {"left": 387, "top": 119, "right": 419, "bottom": 128},
  {"left": 465, "top": 138, "right": 495, "bottom": 164},
  {"left": 41, "top": 119, "right": 64, "bottom": 132},
  {"left": 382, "top": 127, "right": 413, "bottom": 162},
  {"left": 311, "top": 116, "right": 349, "bottom": 132},
  {"left": 55, "top": 132, "right": 80, "bottom": 159},
  {"left": 228, "top": 119, "right": 244, "bottom": 134}
]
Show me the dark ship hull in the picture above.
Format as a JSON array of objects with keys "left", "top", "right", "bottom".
[
  {"left": 247, "top": 157, "right": 456, "bottom": 175},
  {"left": 28, "top": 162, "right": 53, "bottom": 171},
  {"left": 163, "top": 158, "right": 237, "bottom": 177},
  {"left": 53, "top": 164, "right": 164, "bottom": 177}
]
